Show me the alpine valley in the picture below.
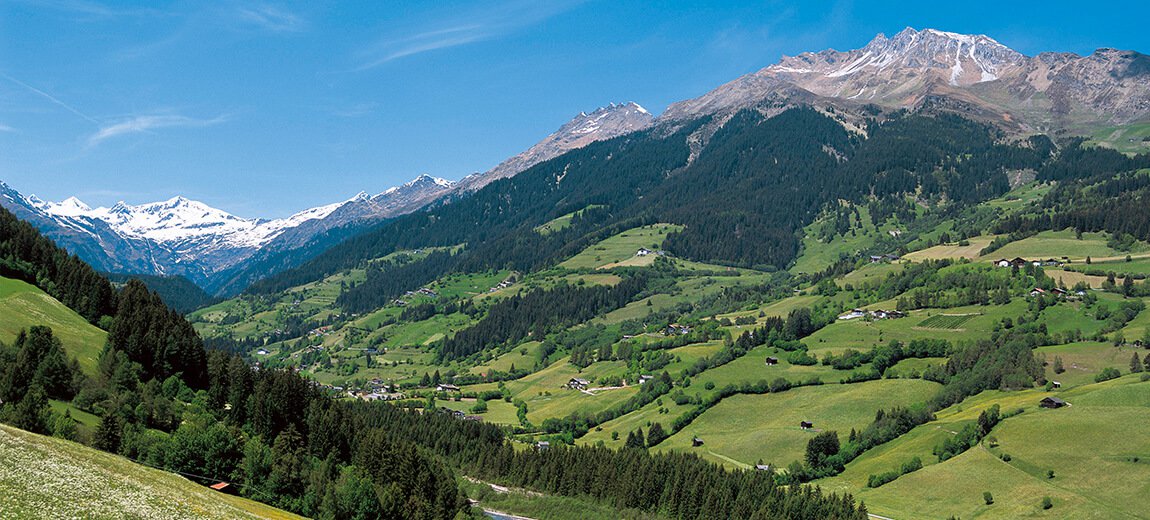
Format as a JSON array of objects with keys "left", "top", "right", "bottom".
[{"left": 3, "top": 27, "right": 1150, "bottom": 520}]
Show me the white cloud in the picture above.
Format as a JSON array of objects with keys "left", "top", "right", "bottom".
[
  {"left": 0, "top": 72, "right": 100, "bottom": 125},
  {"left": 87, "top": 114, "right": 227, "bottom": 146},
  {"left": 0, "top": 123, "right": 15, "bottom": 133},
  {"left": 355, "top": 0, "right": 584, "bottom": 70},
  {"left": 235, "top": 4, "right": 306, "bottom": 33}
]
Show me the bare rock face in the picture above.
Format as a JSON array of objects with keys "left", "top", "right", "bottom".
[
  {"left": 456, "top": 102, "right": 655, "bottom": 192},
  {"left": 663, "top": 27, "right": 1150, "bottom": 130}
]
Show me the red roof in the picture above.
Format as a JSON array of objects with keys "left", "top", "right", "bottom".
[{"left": 209, "top": 482, "right": 230, "bottom": 491}]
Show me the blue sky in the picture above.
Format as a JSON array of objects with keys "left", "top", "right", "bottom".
[{"left": 1, "top": 0, "right": 1147, "bottom": 218}]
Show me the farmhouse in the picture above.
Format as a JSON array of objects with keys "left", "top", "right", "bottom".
[
  {"left": 1030, "top": 287, "right": 1047, "bottom": 296},
  {"left": 838, "top": 309, "right": 867, "bottom": 320},
  {"left": 995, "top": 258, "right": 1011, "bottom": 268},
  {"left": 1051, "top": 381, "right": 1061, "bottom": 389},
  {"left": 692, "top": 437, "right": 704, "bottom": 447},
  {"left": 870, "top": 253, "right": 902, "bottom": 263},
  {"left": 799, "top": 421, "right": 814, "bottom": 429},
  {"left": 665, "top": 323, "right": 692, "bottom": 336},
  {"left": 566, "top": 378, "right": 591, "bottom": 390},
  {"left": 638, "top": 374, "right": 655, "bottom": 385},
  {"left": 436, "top": 384, "right": 460, "bottom": 392},
  {"left": 765, "top": 357, "right": 779, "bottom": 366},
  {"left": 1040, "top": 396, "right": 1067, "bottom": 408},
  {"left": 871, "top": 310, "right": 906, "bottom": 320},
  {"left": 755, "top": 464, "right": 771, "bottom": 472},
  {"left": 536, "top": 441, "right": 550, "bottom": 450},
  {"left": 637, "top": 248, "right": 654, "bottom": 256}
]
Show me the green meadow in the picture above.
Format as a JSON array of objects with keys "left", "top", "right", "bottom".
[{"left": 0, "top": 276, "right": 106, "bottom": 373}]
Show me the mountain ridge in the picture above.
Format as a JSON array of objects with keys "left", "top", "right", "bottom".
[
  {"left": 7, "top": 28, "right": 1150, "bottom": 295},
  {"left": 0, "top": 101, "right": 652, "bottom": 294},
  {"left": 662, "top": 26, "right": 1150, "bottom": 131}
]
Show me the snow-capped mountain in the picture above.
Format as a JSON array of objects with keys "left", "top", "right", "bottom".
[
  {"left": 455, "top": 101, "right": 654, "bottom": 192},
  {"left": 1, "top": 100, "right": 640, "bottom": 295},
  {"left": 0, "top": 175, "right": 455, "bottom": 293},
  {"left": 662, "top": 27, "right": 1150, "bottom": 130}
]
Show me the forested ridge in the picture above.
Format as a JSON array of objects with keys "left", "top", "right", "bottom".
[
  {"left": 251, "top": 108, "right": 1054, "bottom": 300},
  {"left": 993, "top": 141, "right": 1150, "bottom": 241},
  {"left": 103, "top": 272, "right": 218, "bottom": 314}
]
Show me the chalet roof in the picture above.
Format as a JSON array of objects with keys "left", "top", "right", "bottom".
[
  {"left": 1041, "top": 396, "right": 1067, "bottom": 405},
  {"left": 209, "top": 482, "right": 230, "bottom": 491}
]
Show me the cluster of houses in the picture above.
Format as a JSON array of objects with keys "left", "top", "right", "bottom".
[
  {"left": 439, "top": 407, "right": 483, "bottom": 422},
  {"left": 665, "top": 323, "right": 692, "bottom": 336},
  {"left": 868, "top": 253, "right": 902, "bottom": 263},
  {"left": 995, "top": 257, "right": 1065, "bottom": 268},
  {"left": 1029, "top": 287, "right": 1079, "bottom": 298},
  {"left": 436, "top": 383, "right": 461, "bottom": 393},
  {"left": 837, "top": 309, "right": 908, "bottom": 321},
  {"left": 307, "top": 325, "right": 334, "bottom": 337},
  {"left": 488, "top": 276, "right": 516, "bottom": 293},
  {"left": 394, "top": 286, "right": 441, "bottom": 306},
  {"left": 564, "top": 374, "right": 653, "bottom": 390},
  {"left": 351, "top": 377, "right": 407, "bottom": 402}
]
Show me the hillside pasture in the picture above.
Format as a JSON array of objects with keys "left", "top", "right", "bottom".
[
  {"left": 655, "top": 379, "right": 939, "bottom": 470},
  {"left": 905, "top": 235, "right": 997, "bottom": 261},
  {"left": 0, "top": 276, "right": 106, "bottom": 373},
  {"left": 983, "top": 229, "right": 1150, "bottom": 263},
  {"left": 558, "top": 223, "right": 682, "bottom": 270},
  {"left": 847, "top": 377, "right": 1150, "bottom": 519}
]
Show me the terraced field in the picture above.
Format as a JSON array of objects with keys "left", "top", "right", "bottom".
[{"left": 917, "top": 313, "right": 978, "bottom": 330}]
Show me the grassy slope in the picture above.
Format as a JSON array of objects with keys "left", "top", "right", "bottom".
[
  {"left": 653, "top": 379, "right": 940, "bottom": 469},
  {"left": 558, "top": 223, "right": 682, "bottom": 270},
  {"left": 0, "top": 276, "right": 106, "bottom": 374},
  {"left": 0, "top": 423, "right": 302, "bottom": 520},
  {"left": 833, "top": 376, "right": 1150, "bottom": 520}
]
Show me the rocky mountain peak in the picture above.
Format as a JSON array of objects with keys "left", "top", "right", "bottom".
[
  {"left": 663, "top": 27, "right": 1150, "bottom": 128},
  {"left": 457, "top": 101, "right": 654, "bottom": 192}
]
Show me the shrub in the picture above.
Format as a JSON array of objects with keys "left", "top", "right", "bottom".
[
  {"left": 1042, "top": 496, "right": 1053, "bottom": 509},
  {"left": 1095, "top": 367, "right": 1122, "bottom": 383},
  {"left": 984, "top": 491, "right": 994, "bottom": 505}
]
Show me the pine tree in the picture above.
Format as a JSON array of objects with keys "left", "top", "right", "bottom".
[
  {"left": 93, "top": 413, "right": 123, "bottom": 453},
  {"left": 646, "top": 422, "right": 667, "bottom": 447},
  {"left": 1132, "top": 353, "right": 1144, "bottom": 373},
  {"left": 8, "top": 384, "right": 48, "bottom": 434}
]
